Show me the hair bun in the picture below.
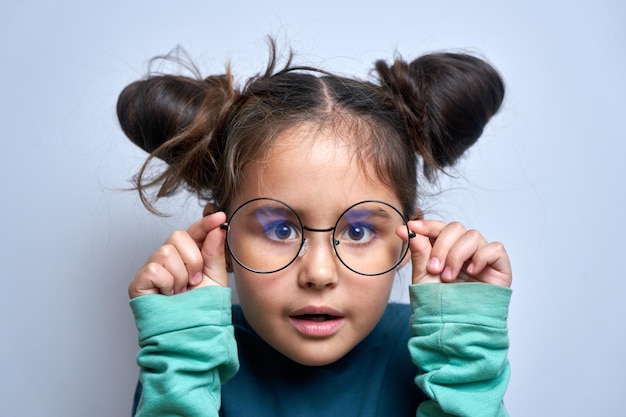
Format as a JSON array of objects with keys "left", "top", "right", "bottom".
[
  {"left": 375, "top": 52, "right": 505, "bottom": 179},
  {"left": 116, "top": 75, "right": 212, "bottom": 163},
  {"left": 117, "top": 68, "right": 239, "bottom": 212}
]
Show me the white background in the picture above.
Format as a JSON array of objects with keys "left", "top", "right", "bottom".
[{"left": 2, "top": 1, "right": 625, "bottom": 416}]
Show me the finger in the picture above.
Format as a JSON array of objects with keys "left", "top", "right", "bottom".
[
  {"left": 408, "top": 219, "right": 448, "bottom": 239},
  {"left": 406, "top": 220, "right": 449, "bottom": 273},
  {"left": 145, "top": 243, "right": 191, "bottom": 294},
  {"left": 129, "top": 262, "right": 176, "bottom": 298},
  {"left": 163, "top": 230, "right": 205, "bottom": 289},
  {"left": 424, "top": 221, "right": 468, "bottom": 275},
  {"left": 187, "top": 212, "right": 228, "bottom": 288},
  {"left": 438, "top": 229, "right": 488, "bottom": 282},
  {"left": 465, "top": 241, "right": 513, "bottom": 287},
  {"left": 187, "top": 211, "right": 227, "bottom": 247},
  {"left": 403, "top": 222, "right": 437, "bottom": 284}
]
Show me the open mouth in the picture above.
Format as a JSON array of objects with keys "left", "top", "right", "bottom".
[
  {"left": 288, "top": 311, "right": 345, "bottom": 337},
  {"left": 292, "top": 314, "right": 338, "bottom": 322}
]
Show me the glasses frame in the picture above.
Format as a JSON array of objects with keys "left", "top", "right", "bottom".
[{"left": 220, "top": 197, "right": 416, "bottom": 276}]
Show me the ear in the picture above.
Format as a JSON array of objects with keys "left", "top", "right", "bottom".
[
  {"left": 203, "top": 203, "right": 219, "bottom": 217},
  {"left": 411, "top": 207, "right": 424, "bottom": 220},
  {"left": 203, "top": 203, "right": 234, "bottom": 273}
]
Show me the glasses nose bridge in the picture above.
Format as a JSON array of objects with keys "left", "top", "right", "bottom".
[
  {"left": 298, "top": 225, "right": 336, "bottom": 258},
  {"left": 302, "top": 225, "right": 335, "bottom": 234}
]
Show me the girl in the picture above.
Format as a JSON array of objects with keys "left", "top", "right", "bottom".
[{"left": 118, "top": 40, "right": 512, "bottom": 417}]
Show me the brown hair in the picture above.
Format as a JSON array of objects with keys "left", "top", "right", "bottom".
[{"left": 117, "top": 40, "right": 505, "bottom": 217}]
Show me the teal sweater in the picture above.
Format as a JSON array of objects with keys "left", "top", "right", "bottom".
[{"left": 130, "top": 283, "right": 511, "bottom": 416}]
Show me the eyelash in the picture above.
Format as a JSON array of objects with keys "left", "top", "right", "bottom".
[
  {"left": 264, "top": 221, "right": 300, "bottom": 242},
  {"left": 337, "top": 223, "right": 377, "bottom": 244}
]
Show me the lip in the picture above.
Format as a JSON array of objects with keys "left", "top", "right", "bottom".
[{"left": 288, "top": 306, "right": 345, "bottom": 338}]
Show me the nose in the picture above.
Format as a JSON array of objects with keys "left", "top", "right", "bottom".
[{"left": 296, "top": 234, "right": 339, "bottom": 289}]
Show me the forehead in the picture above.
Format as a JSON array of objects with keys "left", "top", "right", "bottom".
[{"left": 231, "top": 124, "right": 401, "bottom": 218}]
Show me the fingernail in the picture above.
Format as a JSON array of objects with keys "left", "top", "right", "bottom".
[
  {"left": 442, "top": 266, "right": 452, "bottom": 280},
  {"left": 428, "top": 257, "right": 440, "bottom": 270},
  {"left": 190, "top": 272, "right": 202, "bottom": 285}
]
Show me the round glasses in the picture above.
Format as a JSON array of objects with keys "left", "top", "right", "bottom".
[{"left": 220, "top": 198, "right": 414, "bottom": 276}]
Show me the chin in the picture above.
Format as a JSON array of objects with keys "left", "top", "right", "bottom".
[
  {"left": 289, "top": 354, "right": 342, "bottom": 367},
  {"left": 281, "top": 343, "right": 353, "bottom": 367}
]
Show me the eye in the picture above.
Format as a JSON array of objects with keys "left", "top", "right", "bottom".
[
  {"left": 265, "top": 221, "right": 299, "bottom": 241},
  {"left": 340, "top": 223, "right": 375, "bottom": 244}
]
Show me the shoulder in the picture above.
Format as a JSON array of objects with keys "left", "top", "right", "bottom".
[
  {"left": 360, "top": 302, "right": 413, "bottom": 356},
  {"left": 383, "top": 302, "right": 412, "bottom": 319},
  {"left": 378, "top": 303, "right": 412, "bottom": 336},
  {"left": 232, "top": 304, "right": 253, "bottom": 333}
]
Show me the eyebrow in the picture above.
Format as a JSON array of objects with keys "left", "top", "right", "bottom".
[
  {"left": 342, "top": 207, "right": 394, "bottom": 222},
  {"left": 250, "top": 205, "right": 296, "bottom": 219}
]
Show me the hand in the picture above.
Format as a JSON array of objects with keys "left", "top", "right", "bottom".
[
  {"left": 128, "top": 212, "right": 229, "bottom": 298},
  {"left": 405, "top": 220, "right": 512, "bottom": 287}
]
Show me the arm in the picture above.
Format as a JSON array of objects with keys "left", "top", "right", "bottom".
[
  {"left": 400, "top": 220, "right": 513, "bottom": 416},
  {"left": 130, "top": 286, "right": 239, "bottom": 416},
  {"left": 128, "top": 211, "right": 237, "bottom": 416},
  {"left": 409, "top": 283, "right": 510, "bottom": 417}
]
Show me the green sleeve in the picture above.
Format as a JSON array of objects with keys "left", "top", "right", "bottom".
[
  {"left": 409, "top": 283, "right": 511, "bottom": 417},
  {"left": 129, "top": 286, "right": 239, "bottom": 417}
]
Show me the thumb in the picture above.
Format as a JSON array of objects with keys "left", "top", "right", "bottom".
[
  {"left": 406, "top": 221, "right": 439, "bottom": 285},
  {"left": 188, "top": 212, "right": 229, "bottom": 288}
]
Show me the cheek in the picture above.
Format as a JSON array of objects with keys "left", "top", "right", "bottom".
[
  {"left": 353, "top": 275, "right": 395, "bottom": 316},
  {"left": 233, "top": 270, "right": 293, "bottom": 353},
  {"left": 233, "top": 269, "right": 262, "bottom": 308},
  {"left": 233, "top": 268, "right": 285, "bottom": 318}
]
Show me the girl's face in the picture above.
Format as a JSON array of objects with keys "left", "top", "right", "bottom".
[{"left": 230, "top": 126, "right": 401, "bottom": 366}]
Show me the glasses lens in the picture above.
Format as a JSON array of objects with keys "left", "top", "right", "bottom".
[
  {"left": 226, "top": 198, "right": 303, "bottom": 273},
  {"left": 333, "top": 201, "right": 409, "bottom": 276}
]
